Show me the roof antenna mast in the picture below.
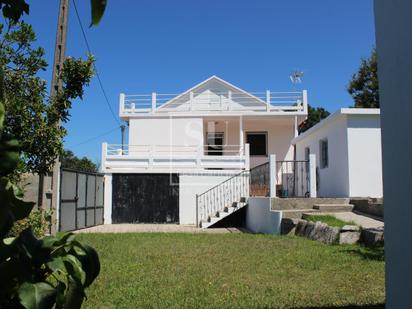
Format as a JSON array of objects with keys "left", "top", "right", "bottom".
[{"left": 290, "top": 70, "right": 304, "bottom": 91}]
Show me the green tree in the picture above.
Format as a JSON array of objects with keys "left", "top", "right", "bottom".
[
  {"left": 348, "top": 49, "right": 379, "bottom": 108},
  {"left": 0, "top": 21, "right": 94, "bottom": 179},
  {"left": 61, "top": 150, "right": 98, "bottom": 173},
  {"left": 299, "top": 105, "right": 330, "bottom": 134}
]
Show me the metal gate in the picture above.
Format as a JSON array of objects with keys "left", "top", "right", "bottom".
[{"left": 59, "top": 168, "right": 104, "bottom": 232}]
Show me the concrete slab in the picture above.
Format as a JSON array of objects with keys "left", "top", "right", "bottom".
[
  {"left": 73, "top": 224, "right": 244, "bottom": 234},
  {"left": 323, "top": 212, "right": 384, "bottom": 229}
]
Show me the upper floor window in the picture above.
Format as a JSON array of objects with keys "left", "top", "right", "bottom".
[
  {"left": 319, "top": 139, "right": 328, "bottom": 169},
  {"left": 246, "top": 132, "right": 267, "bottom": 156}
]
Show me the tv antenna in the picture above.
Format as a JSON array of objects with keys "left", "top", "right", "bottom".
[{"left": 290, "top": 70, "right": 304, "bottom": 91}]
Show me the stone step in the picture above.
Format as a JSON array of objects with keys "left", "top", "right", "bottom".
[
  {"left": 272, "top": 198, "right": 350, "bottom": 211},
  {"left": 201, "top": 201, "right": 247, "bottom": 229},
  {"left": 281, "top": 209, "right": 319, "bottom": 219},
  {"left": 313, "top": 204, "right": 354, "bottom": 212}
]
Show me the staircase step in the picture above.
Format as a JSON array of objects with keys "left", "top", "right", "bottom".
[
  {"left": 201, "top": 201, "right": 248, "bottom": 229},
  {"left": 282, "top": 209, "right": 319, "bottom": 219},
  {"left": 313, "top": 204, "right": 354, "bottom": 212}
]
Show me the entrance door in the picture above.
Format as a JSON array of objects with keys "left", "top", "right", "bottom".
[
  {"left": 207, "top": 132, "right": 224, "bottom": 156},
  {"left": 112, "top": 174, "right": 179, "bottom": 223}
]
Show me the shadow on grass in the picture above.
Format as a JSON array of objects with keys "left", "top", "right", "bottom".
[
  {"left": 295, "top": 304, "right": 384, "bottom": 309},
  {"left": 341, "top": 244, "right": 385, "bottom": 261}
]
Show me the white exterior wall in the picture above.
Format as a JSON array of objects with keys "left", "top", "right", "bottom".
[
  {"left": 245, "top": 197, "right": 282, "bottom": 234},
  {"left": 347, "top": 115, "right": 383, "bottom": 197},
  {"left": 295, "top": 116, "right": 350, "bottom": 197},
  {"left": 244, "top": 119, "right": 295, "bottom": 168},
  {"left": 179, "top": 173, "right": 234, "bottom": 225},
  {"left": 103, "top": 174, "right": 112, "bottom": 224},
  {"left": 129, "top": 117, "right": 204, "bottom": 147}
]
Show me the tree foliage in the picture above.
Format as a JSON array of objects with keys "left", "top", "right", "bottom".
[
  {"left": 61, "top": 150, "right": 97, "bottom": 173},
  {"left": 0, "top": 1, "right": 108, "bottom": 307},
  {"left": 299, "top": 105, "right": 330, "bottom": 134},
  {"left": 348, "top": 49, "right": 379, "bottom": 108},
  {"left": 0, "top": 21, "right": 94, "bottom": 178}
]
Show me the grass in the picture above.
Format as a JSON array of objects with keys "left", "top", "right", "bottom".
[
  {"left": 305, "top": 214, "right": 357, "bottom": 228},
  {"left": 77, "top": 233, "right": 384, "bottom": 308}
]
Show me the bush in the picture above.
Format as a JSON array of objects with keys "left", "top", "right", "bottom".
[{"left": 7, "top": 208, "right": 52, "bottom": 238}]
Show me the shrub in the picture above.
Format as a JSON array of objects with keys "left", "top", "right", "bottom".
[{"left": 7, "top": 208, "right": 52, "bottom": 238}]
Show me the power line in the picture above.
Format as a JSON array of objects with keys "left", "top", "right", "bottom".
[
  {"left": 72, "top": 0, "right": 120, "bottom": 125},
  {"left": 67, "top": 126, "right": 120, "bottom": 148}
]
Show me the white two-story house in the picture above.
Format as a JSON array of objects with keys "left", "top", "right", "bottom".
[{"left": 101, "top": 76, "right": 309, "bottom": 226}]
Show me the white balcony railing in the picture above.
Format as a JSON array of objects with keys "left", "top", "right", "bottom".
[
  {"left": 102, "top": 143, "right": 250, "bottom": 173},
  {"left": 119, "top": 90, "right": 307, "bottom": 116}
]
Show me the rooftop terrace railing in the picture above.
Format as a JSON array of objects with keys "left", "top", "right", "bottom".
[{"left": 120, "top": 90, "right": 307, "bottom": 115}]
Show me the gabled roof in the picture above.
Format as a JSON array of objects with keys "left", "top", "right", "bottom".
[{"left": 157, "top": 75, "right": 267, "bottom": 110}]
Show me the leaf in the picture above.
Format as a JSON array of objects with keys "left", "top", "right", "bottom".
[
  {"left": 76, "top": 245, "right": 100, "bottom": 287},
  {"left": 90, "top": 0, "right": 107, "bottom": 26},
  {"left": 61, "top": 277, "right": 85, "bottom": 309},
  {"left": 63, "top": 254, "right": 86, "bottom": 285},
  {"left": 18, "top": 282, "right": 56, "bottom": 309}
]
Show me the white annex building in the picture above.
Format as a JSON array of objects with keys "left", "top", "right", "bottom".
[
  {"left": 293, "top": 108, "right": 383, "bottom": 198},
  {"left": 101, "top": 76, "right": 311, "bottom": 226}
]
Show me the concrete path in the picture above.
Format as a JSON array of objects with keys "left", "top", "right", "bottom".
[
  {"left": 73, "top": 224, "right": 244, "bottom": 234},
  {"left": 324, "top": 212, "right": 384, "bottom": 229}
]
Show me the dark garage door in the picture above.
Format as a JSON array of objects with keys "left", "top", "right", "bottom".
[{"left": 112, "top": 174, "right": 179, "bottom": 223}]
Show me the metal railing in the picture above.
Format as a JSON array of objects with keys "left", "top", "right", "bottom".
[
  {"left": 196, "top": 170, "right": 250, "bottom": 227},
  {"left": 250, "top": 162, "right": 270, "bottom": 197},
  {"left": 276, "top": 160, "right": 310, "bottom": 198},
  {"left": 120, "top": 90, "right": 307, "bottom": 115}
]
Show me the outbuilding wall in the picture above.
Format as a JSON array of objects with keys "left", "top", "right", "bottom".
[{"left": 295, "top": 115, "right": 350, "bottom": 197}]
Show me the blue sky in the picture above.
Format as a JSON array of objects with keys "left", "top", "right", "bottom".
[{"left": 24, "top": 0, "right": 375, "bottom": 164}]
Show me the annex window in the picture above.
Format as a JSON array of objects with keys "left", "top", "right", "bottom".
[
  {"left": 246, "top": 132, "right": 267, "bottom": 156},
  {"left": 319, "top": 139, "right": 328, "bottom": 169}
]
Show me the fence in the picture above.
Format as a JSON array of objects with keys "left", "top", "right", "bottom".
[
  {"left": 249, "top": 160, "right": 310, "bottom": 198},
  {"left": 59, "top": 168, "right": 104, "bottom": 232}
]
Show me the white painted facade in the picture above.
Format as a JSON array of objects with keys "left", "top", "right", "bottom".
[
  {"left": 293, "top": 108, "right": 382, "bottom": 198},
  {"left": 102, "top": 76, "right": 309, "bottom": 225}
]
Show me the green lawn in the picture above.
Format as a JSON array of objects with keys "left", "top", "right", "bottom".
[
  {"left": 305, "top": 214, "right": 357, "bottom": 228},
  {"left": 77, "top": 233, "right": 385, "bottom": 309}
]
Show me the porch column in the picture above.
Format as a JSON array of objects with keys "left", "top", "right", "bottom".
[
  {"left": 239, "top": 115, "right": 244, "bottom": 148},
  {"left": 309, "top": 154, "right": 317, "bottom": 198},
  {"left": 294, "top": 116, "right": 298, "bottom": 137},
  {"left": 269, "top": 154, "right": 277, "bottom": 197}
]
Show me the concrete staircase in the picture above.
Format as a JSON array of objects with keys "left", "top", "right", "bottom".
[
  {"left": 279, "top": 198, "right": 355, "bottom": 234},
  {"left": 277, "top": 198, "right": 353, "bottom": 219},
  {"left": 200, "top": 198, "right": 247, "bottom": 228}
]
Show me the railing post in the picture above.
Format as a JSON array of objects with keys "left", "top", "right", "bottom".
[
  {"left": 266, "top": 90, "right": 270, "bottom": 112},
  {"left": 228, "top": 90, "right": 232, "bottom": 111},
  {"left": 196, "top": 194, "right": 199, "bottom": 227},
  {"left": 196, "top": 145, "right": 201, "bottom": 169},
  {"left": 149, "top": 145, "right": 154, "bottom": 167},
  {"left": 119, "top": 93, "right": 125, "bottom": 115},
  {"left": 309, "top": 154, "right": 317, "bottom": 197},
  {"left": 152, "top": 92, "right": 157, "bottom": 113},
  {"left": 270, "top": 154, "right": 277, "bottom": 197},
  {"left": 245, "top": 143, "right": 250, "bottom": 170},
  {"left": 101, "top": 142, "right": 107, "bottom": 172},
  {"left": 302, "top": 89, "right": 308, "bottom": 113}
]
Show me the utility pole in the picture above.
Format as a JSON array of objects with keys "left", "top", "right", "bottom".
[{"left": 48, "top": 0, "right": 69, "bottom": 234}]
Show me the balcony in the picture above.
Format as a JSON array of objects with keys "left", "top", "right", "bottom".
[
  {"left": 119, "top": 90, "right": 308, "bottom": 118},
  {"left": 102, "top": 143, "right": 250, "bottom": 173}
]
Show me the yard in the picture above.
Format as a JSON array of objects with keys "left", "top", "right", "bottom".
[{"left": 78, "top": 233, "right": 385, "bottom": 309}]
